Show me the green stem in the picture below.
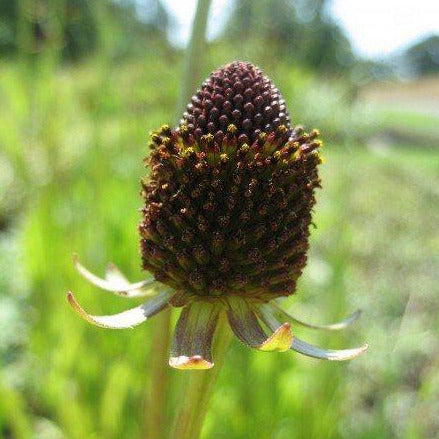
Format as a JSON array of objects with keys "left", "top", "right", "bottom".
[
  {"left": 145, "top": 308, "right": 172, "bottom": 439},
  {"left": 170, "top": 315, "right": 233, "bottom": 439},
  {"left": 175, "top": 0, "right": 213, "bottom": 120}
]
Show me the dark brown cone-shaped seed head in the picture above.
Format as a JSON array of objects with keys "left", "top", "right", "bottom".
[
  {"left": 140, "top": 61, "right": 322, "bottom": 302},
  {"left": 181, "top": 61, "right": 291, "bottom": 145}
]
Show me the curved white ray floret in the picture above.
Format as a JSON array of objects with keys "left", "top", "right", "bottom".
[
  {"left": 258, "top": 303, "right": 367, "bottom": 361},
  {"left": 105, "top": 262, "right": 132, "bottom": 284},
  {"left": 271, "top": 302, "right": 362, "bottom": 331},
  {"left": 67, "top": 290, "right": 172, "bottom": 329},
  {"left": 73, "top": 254, "right": 155, "bottom": 297},
  {"left": 291, "top": 337, "right": 368, "bottom": 361}
]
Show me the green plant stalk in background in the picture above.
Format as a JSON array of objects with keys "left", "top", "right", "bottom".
[{"left": 175, "top": 0, "right": 213, "bottom": 120}]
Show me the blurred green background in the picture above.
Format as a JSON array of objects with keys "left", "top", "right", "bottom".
[{"left": 1, "top": 0, "right": 439, "bottom": 438}]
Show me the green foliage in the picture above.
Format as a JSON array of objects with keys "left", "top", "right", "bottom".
[
  {"left": 402, "top": 34, "right": 439, "bottom": 78},
  {"left": 377, "top": 107, "right": 439, "bottom": 146},
  {"left": 0, "top": 0, "right": 17, "bottom": 55},
  {"left": 224, "top": 0, "right": 356, "bottom": 74},
  {"left": 0, "top": 0, "right": 170, "bottom": 61},
  {"left": 276, "top": 64, "right": 377, "bottom": 142}
]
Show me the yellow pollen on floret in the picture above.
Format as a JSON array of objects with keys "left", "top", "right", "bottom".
[
  {"left": 182, "top": 147, "right": 195, "bottom": 158},
  {"left": 220, "top": 153, "right": 229, "bottom": 163},
  {"left": 277, "top": 124, "right": 288, "bottom": 135},
  {"left": 227, "top": 124, "right": 237, "bottom": 134},
  {"left": 239, "top": 144, "right": 249, "bottom": 154}
]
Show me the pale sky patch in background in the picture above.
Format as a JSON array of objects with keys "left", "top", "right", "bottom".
[
  {"left": 162, "top": 0, "right": 439, "bottom": 59},
  {"left": 162, "top": 0, "right": 232, "bottom": 47},
  {"left": 330, "top": 0, "right": 439, "bottom": 58}
]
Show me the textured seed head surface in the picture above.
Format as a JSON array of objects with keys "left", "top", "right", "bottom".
[
  {"left": 140, "top": 61, "right": 322, "bottom": 303},
  {"left": 181, "top": 61, "right": 291, "bottom": 146}
]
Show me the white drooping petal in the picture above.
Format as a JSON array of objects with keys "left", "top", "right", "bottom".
[
  {"left": 67, "top": 290, "right": 172, "bottom": 329},
  {"left": 291, "top": 337, "right": 368, "bottom": 361},
  {"left": 270, "top": 302, "right": 362, "bottom": 330},
  {"left": 259, "top": 303, "right": 368, "bottom": 361},
  {"left": 105, "top": 262, "right": 130, "bottom": 284},
  {"left": 73, "top": 254, "right": 155, "bottom": 297}
]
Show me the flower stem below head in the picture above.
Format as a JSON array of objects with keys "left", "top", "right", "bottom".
[
  {"left": 170, "top": 313, "right": 232, "bottom": 439},
  {"left": 145, "top": 308, "right": 172, "bottom": 439}
]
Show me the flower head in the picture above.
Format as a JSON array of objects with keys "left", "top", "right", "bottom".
[{"left": 68, "top": 62, "right": 367, "bottom": 369}]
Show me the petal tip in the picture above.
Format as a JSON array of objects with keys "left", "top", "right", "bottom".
[
  {"left": 67, "top": 290, "right": 77, "bottom": 308},
  {"left": 169, "top": 355, "right": 214, "bottom": 370},
  {"left": 260, "top": 322, "right": 293, "bottom": 352},
  {"left": 105, "top": 262, "right": 119, "bottom": 277},
  {"left": 66, "top": 290, "right": 91, "bottom": 323}
]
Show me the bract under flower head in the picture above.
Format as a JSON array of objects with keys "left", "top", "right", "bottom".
[
  {"left": 67, "top": 61, "right": 367, "bottom": 369},
  {"left": 139, "top": 61, "right": 322, "bottom": 302}
]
